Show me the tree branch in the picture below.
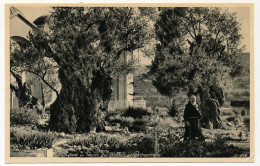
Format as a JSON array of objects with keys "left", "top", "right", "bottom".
[
  {"left": 182, "top": 20, "right": 196, "bottom": 40},
  {"left": 10, "top": 69, "right": 23, "bottom": 88},
  {"left": 183, "top": 9, "right": 197, "bottom": 38},
  {"left": 24, "top": 69, "right": 59, "bottom": 96},
  {"left": 10, "top": 83, "right": 18, "bottom": 93},
  {"left": 41, "top": 58, "right": 47, "bottom": 76}
]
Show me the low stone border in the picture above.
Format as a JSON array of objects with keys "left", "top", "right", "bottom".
[{"left": 10, "top": 148, "right": 53, "bottom": 157}]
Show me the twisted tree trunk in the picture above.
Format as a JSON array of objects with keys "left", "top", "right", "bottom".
[
  {"left": 49, "top": 67, "right": 112, "bottom": 133},
  {"left": 188, "top": 84, "right": 226, "bottom": 129}
]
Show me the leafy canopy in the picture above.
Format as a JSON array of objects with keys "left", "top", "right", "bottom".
[
  {"left": 12, "top": 7, "right": 155, "bottom": 96},
  {"left": 149, "top": 7, "right": 246, "bottom": 97}
]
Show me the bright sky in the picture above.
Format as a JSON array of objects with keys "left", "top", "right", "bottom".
[
  {"left": 228, "top": 7, "right": 250, "bottom": 52},
  {"left": 14, "top": 6, "right": 251, "bottom": 65}
]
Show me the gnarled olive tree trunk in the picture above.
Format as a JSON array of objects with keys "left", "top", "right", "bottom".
[
  {"left": 49, "top": 67, "right": 112, "bottom": 133},
  {"left": 188, "top": 84, "right": 226, "bottom": 129}
]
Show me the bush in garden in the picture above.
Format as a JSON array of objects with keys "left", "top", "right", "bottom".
[
  {"left": 161, "top": 136, "right": 243, "bottom": 157},
  {"left": 129, "top": 118, "right": 148, "bottom": 132},
  {"left": 10, "top": 108, "right": 38, "bottom": 126},
  {"left": 108, "top": 114, "right": 122, "bottom": 124},
  {"left": 108, "top": 115, "right": 134, "bottom": 128},
  {"left": 66, "top": 133, "right": 156, "bottom": 156},
  {"left": 157, "top": 128, "right": 184, "bottom": 151},
  {"left": 123, "top": 107, "right": 151, "bottom": 119},
  {"left": 161, "top": 141, "right": 207, "bottom": 157},
  {"left": 204, "top": 135, "right": 243, "bottom": 157},
  {"left": 168, "top": 103, "right": 178, "bottom": 117},
  {"left": 106, "top": 109, "right": 125, "bottom": 117},
  {"left": 126, "top": 134, "right": 154, "bottom": 154},
  {"left": 10, "top": 127, "right": 57, "bottom": 150},
  {"left": 67, "top": 133, "right": 127, "bottom": 153},
  {"left": 138, "top": 135, "right": 155, "bottom": 154},
  {"left": 120, "top": 117, "right": 135, "bottom": 128}
]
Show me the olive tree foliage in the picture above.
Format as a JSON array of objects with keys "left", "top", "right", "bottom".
[
  {"left": 23, "top": 7, "right": 155, "bottom": 133},
  {"left": 10, "top": 36, "right": 59, "bottom": 109},
  {"left": 149, "top": 7, "right": 247, "bottom": 128}
]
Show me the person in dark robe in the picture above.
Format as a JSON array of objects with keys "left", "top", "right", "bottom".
[{"left": 183, "top": 95, "right": 204, "bottom": 141}]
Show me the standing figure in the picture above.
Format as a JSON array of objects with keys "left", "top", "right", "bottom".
[{"left": 183, "top": 95, "right": 204, "bottom": 141}]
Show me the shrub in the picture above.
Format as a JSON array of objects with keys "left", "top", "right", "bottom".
[
  {"left": 107, "top": 109, "right": 125, "bottom": 116},
  {"left": 67, "top": 133, "right": 157, "bottom": 156},
  {"left": 120, "top": 117, "right": 135, "bottom": 128},
  {"left": 161, "top": 141, "right": 206, "bottom": 157},
  {"left": 168, "top": 103, "right": 178, "bottom": 117},
  {"left": 161, "top": 138, "right": 243, "bottom": 157},
  {"left": 108, "top": 115, "right": 134, "bottom": 128},
  {"left": 126, "top": 134, "right": 154, "bottom": 154},
  {"left": 108, "top": 114, "right": 123, "bottom": 124},
  {"left": 123, "top": 107, "right": 151, "bottom": 119},
  {"left": 129, "top": 118, "right": 148, "bottom": 132},
  {"left": 67, "top": 133, "right": 127, "bottom": 152},
  {"left": 137, "top": 135, "right": 154, "bottom": 154},
  {"left": 10, "top": 108, "right": 38, "bottom": 126},
  {"left": 10, "top": 127, "right": 57, "bottom": 150}
]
